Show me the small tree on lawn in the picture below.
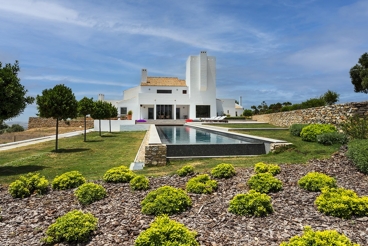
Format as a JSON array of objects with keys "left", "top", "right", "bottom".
[
  {"left": 322, "top": 90, "right": 339, "bottom": 105},
  {"left": 78, "top": 97, "right": 95, "bottom": 142},
  {"left": 36, "top": 84, "right": 78, "bottom": 152},
  {"left": 0, "top": 60, "right": 34, "bottom": 125},
  {"left": 90, "top": 101, "right": 110, "bottom": 136},
  {"left": 108, "top": 103, "right": 118, "bottom": 133}
]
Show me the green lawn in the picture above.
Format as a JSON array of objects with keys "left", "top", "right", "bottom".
[
  {"left": 206, "top": 123, "right": 285, "bottom": 128},
  {"left": 0, "top": 131, "right": 145, "bottom": 184}
]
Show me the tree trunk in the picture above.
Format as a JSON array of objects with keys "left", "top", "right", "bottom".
[
  {"left": 84, "top": 115, "right": 87, "bottom": 142},
  {"left": 99, "top": 119, "right": 101, "bottom": 136},
  {"left": 55, "top": 118, "right": 59, "bottom": 152}
]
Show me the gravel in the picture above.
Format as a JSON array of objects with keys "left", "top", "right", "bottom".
[{"left": 1, "top": 146, "right": 368, "bottom": 245}]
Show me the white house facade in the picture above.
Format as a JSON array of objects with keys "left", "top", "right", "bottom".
[{"left": 100, "top": 51, "right": 243, "bottom": 121}]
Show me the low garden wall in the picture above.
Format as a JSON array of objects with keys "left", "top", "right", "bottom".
[
  {"left": 145, "top": 144, "right": 167, "bottom": 166},
  {"left": 252, "top": 101, "right": 368, "bottom": 127},
  {"left": 28, "top": 117, "right": 94, "bottom": 129}
]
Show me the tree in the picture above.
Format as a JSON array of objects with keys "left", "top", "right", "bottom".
[
  {"left": 36, "top": 84, "right": 78, "bottom": 152},
  {"left": 322, "top": 90, "right": 339, "bottom": 105},
  {"left": 350, "top": 52, "right": 368, "bottom": 93},
  {"left": 107, "top": 103, "right": 118, "bottom": 133},
  {"left": 90, "top": 101, "right": 111, "bottom": 136},
  {"left": 0, "top": 60, "right": 34, "bottom": 125},
  {"left": 78, "top": 97, "right": 95, "bottom": 142},
  {"left": 243, "top": 109, "right": 253, "bottom": 117},
  {"left": 250, "top": 105, "right": 259, "bottom": 115}
]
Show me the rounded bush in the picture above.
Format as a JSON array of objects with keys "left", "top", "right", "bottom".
[
  {"left": 300, "top": 124, "right": 337, "bottom": 142},
  {"left": 315, "top": 187, "right": 368, "bottom": 219},
  {"left": 8, "top": 172, "right": 49, "bottom": 198},
  {"left": 347, "top": 139, "right": 368, "bottom": 174},
  {"left": 177, "top": 165, "right": 195, "bottom": 177},
  {"left": 52, "top": 171, "right": 86, "bottom": 190},
  {"left": 289, "top": 124, "right": 309, "bottom": 137},
  {"left": 211, "top": 163, "right": 236, "bottom": 179},
  {"left": 280, "top": 226, "right": 359, "bottom": 246},
  {"left": 135, "top": 214, "right": 199, "bottom": 246},
  {"left": 228, "top": 190, "right": 273, "bottom": 217},
  {"left": 43, "top": 210, "right": 98, "bottom": 244},
  {"left": 247, "top": 173, "right": 283, "bottom": 194},
  {"left": 130, "top": 175, "right": 150, "bottom": 191},
  {"left": 103, "top": 166, "right": 136, "bottom": 183},
  {"left": 186, "top": 174, "right": 218, "bottom": 194},
  {"left": 317, "top": 132, "right": 348, "bottom": 145},
  {"left": 254, "top": 162, "right": 281, "bottom": 176},
  {"left": 298, "top": 172, "right": 337, "bottom": 192},
  {"left": 141, "top": 186, "right": 192, "bottom": 215},
  {"left": 74, "top": 183, "right": 107, "bottom": 205}
]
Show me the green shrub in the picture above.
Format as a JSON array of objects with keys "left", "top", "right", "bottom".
[
  {"left": 228, "top": 190, "right": 273, "bottom": 217},
  {"left": 315, "top": 187, "right": 368, "bottom": 219},
  {"left": 103, "top": 166, "right": 136, "bottom": 183},
  {"left": 211, "top": 163, "right": 236, "bottom": 179},
  {"left": 317, "top": 132, "right": 348, "bottom": 145},
  {"left": 300, "top": 124, "right": 337, "bottom": 142},
  {"left": 298, "top": 172, "right": 337, "bottom": 192},
  {"left": 8, "top": 172, "right": 49, "bottom": 198},
  {"left": 52, "top": 171, "right": 86, "bottom": 190},
  {"left": 177, "top": 165, "right": 195, "bottom": 177},
  {"left": 254, "top": 162, "right": 280, "bottom": 176},
  {"left": 289, "top": 124, "right": 309, "bottom": 137},
  {"left": 141, "top": 186, "right": 192, "bottom": 215},
  {"left": 130, "top": 175, "right": 150, "bottom": 191},
  {"left": 43, "top": 210, "right": 98, "bottom": 244},
  {"left": 341, "top": 115, "right": 368, "bottom": 139},
  {"left": 186, "top": 174, "right": 218, "bottom": 194},
  {"left": 74, "top": 183, "right": 107, "bottom": 205},
  {"left": 347, "top": 139, "right": 368, "bottom": 174},
  {"left": 280, "top": 226, "right": 359, "bottom": 246},
  {"left": 135, "top": 214, "right": 199, "bottom": 246},
  {"left": 247, "top": 173, "right": 282, "bottom": 193}
]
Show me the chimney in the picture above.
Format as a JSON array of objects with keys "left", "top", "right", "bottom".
[
  {"left": 239, "top": 96, "right": 242, "bottom": 106},
  {"left": 98, "top": 94, "right": 105, "bottom": 101},
  {"left": 141, "top": 69, "right": 147, "bottom": 83}
]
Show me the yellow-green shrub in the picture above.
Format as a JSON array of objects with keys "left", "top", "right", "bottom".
[
  {"left": 347, "top": 139, "right": 368, "bottom": 174},
  {"left": 177, "top": 165, "right": 195, "bottom": 177},
  {"left": 211, "top": 163, "right": 236, "bottom": 179},
  {"left": 228, "top": 190, "right": 273, "bottom": 217},
  {"left": 52, "top": 171, "right": 86, "bottom": 190},
  {"left": 254, "top": 162, "right": 280, "bottom": 176},
  {"left": 130, "top": 175, "right": 150, "bottom": 191},
  {"left": 298, "top": 172, "right": 337, "bottom": 192},
  {"left": 247, "top": 173, "right": 282, "bottom": 193},
  {"left": 315, "top": 187, "right": 368, "bottom": 219},
  {"left": 103, "top": 166, "right": 136, "bottom": 183},
  {"left": 280, "top": 226, "right": 359, "bottom": 246},
  {"left": 135, "top": 215, "right": 199, "bottom": 246},
  {"left": 8, "top": 172, "right": 49, "bottom": 198},
  {"left": 74, "top": 183, "right": 107, "bottom": 205},
  {"left": 186, "top": 174, "right": 217, "bottom": 194},
  {"left": 141, "top": 186, "right": 192, "bottom": 215},
  {"left": 43, "top": 210, "right": 98, "bottom": 244},
  {"left": 300, "top": 124, "right": 337, "bottom": 142}
]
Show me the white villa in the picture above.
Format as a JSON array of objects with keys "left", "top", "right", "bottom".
[{"left": 99, "top": 51, "right": 244, "bottom": 122}]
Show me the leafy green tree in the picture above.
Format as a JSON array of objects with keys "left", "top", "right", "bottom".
[
  {"left": 78, "top": 97, "right": 94, "bottom": 142},
  {"left": 251, "top": 105, "right": 259, "bottom": 115},
  {"left": 322, "top": 90, "right": 339, "bottom": 105},
  {"left": 36, "top": 84, "right": 78, "bottom": 151},
  {"left": 90, "top": 101, "right": 111, "bottom": 136},
  {"left": 107, "top": 103, "right": 118, "bottom": 133},
  {"left": 243, "top": 109, "right": 253, "bottom": 117},
  {"left": 0, "top": 61, "right": 34, "bottom": 125},
  {"left": 350, "top": 52, "right": 368, "bottom": 93}
]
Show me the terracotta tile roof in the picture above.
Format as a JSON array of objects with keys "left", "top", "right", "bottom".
[{"left": 141, "top": 77, "right": 186, "bottom": 87}]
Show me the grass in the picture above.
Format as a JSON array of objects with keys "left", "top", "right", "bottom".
[
  {"left": 0, "top": 131, "right": 145, "bottom": 184},
  {"left": 206, "top": 123, "right": 284, "bottom": 128},
  {"left": 137, "top": 129, "right": 341, "bottom": 177}
]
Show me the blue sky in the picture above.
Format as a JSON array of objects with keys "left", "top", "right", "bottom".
[{"left": 1, "top": 0, "right": 368, "bottom": 123}]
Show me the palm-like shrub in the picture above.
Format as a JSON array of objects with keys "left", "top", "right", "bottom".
[
  {"left": 186, "top": 174, "right": 218, "bottom": 194},
  {"left": 228, "top": 190, "right": 273, "bottom": 217},
  {"left": 211, "top": 163, "right": 236, "bottom": 179},
  {"left": 298, "top": 172, "right": 337, "bottom": 192}
]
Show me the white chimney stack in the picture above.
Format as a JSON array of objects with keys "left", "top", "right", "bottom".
[
  {"left": 98, "top": 94, "right": 105, "bottom": 101},
  {"left": 239, "top": 96, "right": 242, "bottom": 106},
  {"left": 141, "top": 69, "right": 147, "bottom": 83}
]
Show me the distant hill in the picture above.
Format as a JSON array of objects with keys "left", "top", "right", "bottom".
[{"left": 5, "top": 121, "right": 28, "bottom": 130}]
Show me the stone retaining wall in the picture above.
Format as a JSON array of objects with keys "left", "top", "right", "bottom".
[
  {"left": 252, "top": 101, "right": 368, "bottom": 127},
  {"left": 145, "top": 144, "right": 167, "bottom": 166},
  {"left": 28, "top": 117, "right": 94, "bottom": 129}
]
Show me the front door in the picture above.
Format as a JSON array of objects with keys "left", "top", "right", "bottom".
[
  {"left": 176, "top": 108, "right": 180, "bottom": 119},
  {"left": 148, "top": 108, "right": 154, "bottom": 119}
]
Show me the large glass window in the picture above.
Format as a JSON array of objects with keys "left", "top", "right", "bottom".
[
  {"left": 196, "top": 105, "right": 210, "bottom": 118},
  {"left": 156, "top": 105, "right": 173, "bottom": 119}
]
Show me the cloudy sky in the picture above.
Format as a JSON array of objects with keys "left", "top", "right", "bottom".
[{"left": 2, "top": 0, "right": 368, "bottom": 123}]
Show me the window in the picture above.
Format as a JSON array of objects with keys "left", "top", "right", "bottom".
[
  {"left": 157, "top": 90, "right": 172, "bottom": 94},
  {"left": 182, "top": 90, "right": 187, "bottom": 94},
  {"left": 120, "top": 107, "right": 127, "bottom": 115},
  {"left": 196, "top": 105, "right": 210, "bottom": 118}
]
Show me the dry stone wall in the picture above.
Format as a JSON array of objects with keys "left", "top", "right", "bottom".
[
  {"left": 145, "top": 144, "right": 167, "bottom": 166},
  {"left": 252, "top": 101, "right": 368, "bottom": 127},
  {"left": 28, "top": 117, "right": 94, "bottom": 129}
]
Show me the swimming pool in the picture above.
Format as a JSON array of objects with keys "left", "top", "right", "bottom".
[{"left": 156, "top": 125, "right": 268, "bottom": 157}]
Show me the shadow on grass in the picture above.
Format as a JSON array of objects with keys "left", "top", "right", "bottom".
[
  {"left": 85, "top": 139, "right": 104, "bottom": 143},
  {"left": 101, "top": 134, "right": 117, "bottom": 138},
  {"left": 0, "top": 165, "right": 48, "bottom": 176},
  {"left": 52, "top": 148, "right": 90, "bottom": 153}
]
